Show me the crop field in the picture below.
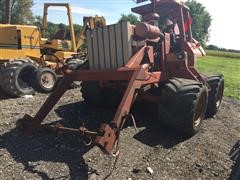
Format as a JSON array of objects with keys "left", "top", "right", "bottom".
[
  {"left": 206, "top": 50, "right": 240, "bottom": 59},
  {"left": 197, "top": 55, "right": 240, "bottom": 99}
]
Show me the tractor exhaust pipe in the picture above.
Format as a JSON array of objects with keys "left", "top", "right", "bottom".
[{"left": 135, "top": 22, "right": 162, "bottom": 40}]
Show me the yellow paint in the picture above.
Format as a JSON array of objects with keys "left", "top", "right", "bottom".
[
  {"left": 0, "top": 24, "right": 41, "bottom": 60},
  {"left": 0, "top": 3, "right": 106, "bottom": 68},
  {"left": 75, "top": 16, "right": 106, "bottom": 49}
]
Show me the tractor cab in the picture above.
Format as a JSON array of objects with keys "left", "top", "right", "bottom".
[{"left": 132, "top": 0, "right": 205, "bottom": 62}]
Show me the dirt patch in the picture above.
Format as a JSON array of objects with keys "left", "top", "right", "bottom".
[{"left": 0, "top": 88, "right": 239, "bottom": 180}]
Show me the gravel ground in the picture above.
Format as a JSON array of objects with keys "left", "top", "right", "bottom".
[{"left": 0, "top": 88, "right": 239, "bottom": 180}]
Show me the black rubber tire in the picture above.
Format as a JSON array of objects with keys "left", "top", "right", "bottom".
[
  {"left": 81, "top": 81, "right": 121, "bottom": 107},
  {"left": 67, "top": 58, "right": 85, "bottom": 70},
  {"left": 158, "top": 78, "right": 208, "bottom": 136},
  {"left": 0, "top": 65, "right": 4, "bottom": 82},
  {"left": 0, "top": 59, "right": 38, "bottom": 97},
  {"left": 205, "top": 74, "right": 224, "bottom": 118},
  {"left": 0, "top": 66, "right": 4, "bottom": 92},
  {"left": 32, "top": 67, "right": 57, "bottom": 93}
]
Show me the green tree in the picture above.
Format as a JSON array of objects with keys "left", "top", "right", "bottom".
[
  {"left": 0, "top": 0, "right": 4, "bottom": 23},
  {"left": 0, "top": 0, "right": 34, "bottom": 24},
  {"left": 207, "top": 44, "right": 219, "bottom": 51},
  {"left": 186, "top": 0, "right": 211, "bottom": 46},
  {"left": 34, "top": 16, "right": 82, "bottom": 40},
  {"left": 119, "top": 13, "right": 140, "bottom": 25},
  {"left": 65, "top": 24, "right": 82, "bottom": 40},
  {"left": 34, "top": 15, "right": 42, "bottom": 26}
]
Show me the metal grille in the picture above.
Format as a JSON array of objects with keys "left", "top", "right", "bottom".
[{"left": 86, "top": 21, "right": 133, "bottom": 70}]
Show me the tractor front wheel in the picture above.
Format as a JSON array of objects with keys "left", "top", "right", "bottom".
[
  {"left": 32, "top": 67, "right": 57, "bottom": 93},
  {"left": 158, "top": 78, "right": 208, "bottom": 136}
]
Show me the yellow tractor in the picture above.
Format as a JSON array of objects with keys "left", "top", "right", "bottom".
[{"left": 0, "top": 3, "right": 106, "bottom": 96}]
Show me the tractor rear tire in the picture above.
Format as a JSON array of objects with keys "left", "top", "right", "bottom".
[
  {"left": 0, "top": 59, "right": 38, "bottom": 97},
  {"left": 205, "top": 74, "right": 224, "bottom": 118},
  {"left": 32, "top": 67, "right": 57, "bottom": 93},
  {"left": 158, "top": 78, "right": 208, "bottom": 136},
  {"left": 81, "top": 81, "right": 121, "bottom": 107}
]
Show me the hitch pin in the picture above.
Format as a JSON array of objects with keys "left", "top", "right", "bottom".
[{"left": 83, "top": 135, "right": 92, "bottom": 146}]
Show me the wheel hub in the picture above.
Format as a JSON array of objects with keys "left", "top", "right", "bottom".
[
  {"left": 41, "top": 72, "right": 55, "bottom": 89},
  {"left": 216, "top": 83, "right": 224, "bottom": 109},
  {"left": 193, "top": 92, "right": 207, "bottom": 127}
]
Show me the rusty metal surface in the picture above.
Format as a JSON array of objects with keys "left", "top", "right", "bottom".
[
  {"left": 142, "top": 13, "right": 160, "bottom": 22},
  {"left": 132, "top": 0, "right": 187, "bottom": 15},
  {"left": 95, "top": 70, "right": 142, "bottom": 153},
  {"left": 125, "top": 46, "right": 147, "bottom": 68},
  {"left": 135, "top": 22, "right": 162, "bottom": 40},
  {"left": 70, "top": 69, "right": 134, "bottom": 81},
  {"left": 17, "top": 116, "right": 99, "bottom": 144}
]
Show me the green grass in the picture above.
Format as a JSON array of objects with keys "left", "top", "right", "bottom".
[
  {"left": 206, "top": 50, "right": 240, "bottom": 59},
  {"left": 197, "top": 56, "right": 240, "bottom": 99}
]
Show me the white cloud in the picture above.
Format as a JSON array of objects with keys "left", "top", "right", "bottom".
[
  {"left": 184, "top": 0, "right": 240, "bottom": 50},
  {"left": 49, "top": 6, "right": 105, "bottom": 16}
]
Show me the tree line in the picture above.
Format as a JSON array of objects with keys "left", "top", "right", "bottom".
[
  {"left": 34, "top": 16, "right": 82, "bottom": 40},
  {"left": 207, "top": 44, "right": 240, "bottom": 53},
  {"left": 0, "top": 0, "right": 34, "bottom": 24}
]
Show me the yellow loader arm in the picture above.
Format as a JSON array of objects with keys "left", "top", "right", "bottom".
[{"left": 75, "top": 16, "right": 106, "bottom": 50}]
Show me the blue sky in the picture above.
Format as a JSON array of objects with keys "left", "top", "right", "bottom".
[
  {"left": 32, "top": 0, "right": 240, "bottom": 50},
  {"left": 32, "top": 0, "right": 137, "bottom": 25}
]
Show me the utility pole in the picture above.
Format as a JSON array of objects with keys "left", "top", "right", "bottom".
[{"left": 5, "top": 0, "right": 12, "bottom": 24}]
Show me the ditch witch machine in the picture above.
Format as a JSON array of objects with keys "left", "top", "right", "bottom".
[{"left": 17, "top": 0, "right": 224, "bottom": 155}]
